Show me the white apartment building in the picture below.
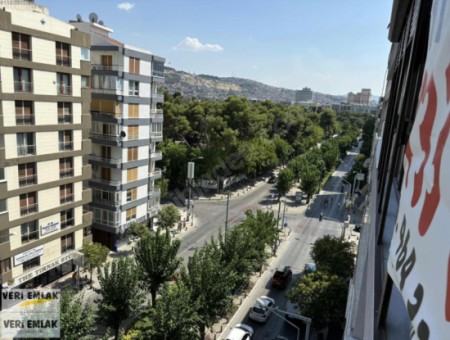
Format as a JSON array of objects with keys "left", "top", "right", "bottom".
[
  {"left": 70, "top": 16, "right": 164, "bottom": 251},
  {"left": 0, "top": 5, "right": 92, "bottom": 289}
]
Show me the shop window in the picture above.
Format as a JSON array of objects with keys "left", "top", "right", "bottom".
[
  {"left": 23, "top": 257, "right": 40, "bottom": 272},
  {"left": 1, "top": 258, "right": 11, "bottom": 274}
]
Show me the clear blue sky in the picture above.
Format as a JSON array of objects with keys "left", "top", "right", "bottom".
[{"left": 41, "top": 0, "right": 393, "bottom": 96}]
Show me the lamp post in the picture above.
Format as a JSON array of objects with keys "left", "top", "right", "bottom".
[
  {"left": 340, "top": 177, "right": 352, "bottom": 200},
  {"left": 187, "top": 157, "right": 203, "bottom": 227},
  {"left": 256, "top": 298, "right": 311, "bottom": 340},
  {"left": 281, "top": 196, "right": 287, "bottom": 235},
  {"left": 323, "top": 216, "right": 346, "bottom": 239}
]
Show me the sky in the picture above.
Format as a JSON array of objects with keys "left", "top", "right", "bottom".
[{"left": 41, "top": 0, "right": 393, "bottom": 96}]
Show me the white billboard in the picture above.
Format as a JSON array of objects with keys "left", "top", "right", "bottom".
[{"left": 14, "top": 245, "right": 44, "bottom": 267}]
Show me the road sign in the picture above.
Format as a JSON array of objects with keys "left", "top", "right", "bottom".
[
  {"left": 284, "top": 223, "right": 288, "bottom": 228},
  {"left": 295, "top": 192, "right": 303, "bottom": 202}
]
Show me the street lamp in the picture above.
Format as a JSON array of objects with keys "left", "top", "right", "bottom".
[
  {"left": 340, "top": 176, "right": 352, "bottom": 199},
  {"left": 256, "top": 298, "right": 311, "bottom": 340},
  {"left": 187, "top": 157, "right": 203, "bottom": 227},
  {"left": 323, "top": 216, "right": 346, "bottom": 239}
]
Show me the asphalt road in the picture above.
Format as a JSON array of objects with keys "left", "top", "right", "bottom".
[{"left": 217, "top": 143, "right": 362, "bottom": 340}]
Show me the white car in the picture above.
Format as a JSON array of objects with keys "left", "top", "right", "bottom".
[
  {"left": 225, "top": 323, "right": 254, "bottom": 340},
  {"left": 249, "top": 296, "right": 275, "bottom": 322}
]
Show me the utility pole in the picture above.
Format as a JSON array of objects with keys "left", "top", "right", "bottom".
[
  {"left": 225, "top": 187, "right": 230, "bottom": 233},
  {"left": 281, "top": 196, "right": 287, "bottom": 235},
  {"left": 318, "top": 162, "right": 324, "bottom": 193}
]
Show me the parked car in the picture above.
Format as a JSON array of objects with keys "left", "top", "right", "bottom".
[
  {"left": 225, "top": 324, "right": 254, "bottom": 340},
  {"left": 272, "top": 266, "right": 292, "bottom": 289},
  {"left": 268, "top": 175, "right": 278, "bottom": 184},
  {"left": 249, "top": 296, "right": 275, "bottom": 322}
]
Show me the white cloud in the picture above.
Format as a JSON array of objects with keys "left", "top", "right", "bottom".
[
  {"left": 117, "top": 2, "right": 135, "bottom": 11},
  {"left": 172, "top": 37, "right": 223, "bottom": 52}
]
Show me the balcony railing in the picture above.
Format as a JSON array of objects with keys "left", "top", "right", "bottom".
[
  {"left": 93, "top": 217, "right": 120, "bottom": 228},
  {"left": 21, "top": 230, "right": 39, "bottom": 244},
  {"left": 60, "top": 218, "right": 75, "bottom": 230},
  {"left": 13, "top": 47, "right": 32, "bottom": 61},
  {"left": 61, "top": 244, "right": 75, "bottom": 254},
  {"left": 16, "top": 115, "right": 35, "bottom": 125},
  {"left": 152, "top": 92, "right": 164, "bottom": 99},
  {"left": 91, "top": 88, "right": 123, "bottom": 95},
  {"left": 60, "top": 168, "right": 74, "bottom": 178},
  {"left": 0, "top": 234, "right": 10, "bottom": 245},
  {"left": 90, "top": 111, "right": 121, "bottom": 119},
  {"left": 150, "top": 132, "right": 163, "bottom": 138},
  {"left": 57, "top": 85, "right": 72, "bottom": 96},
  {"left": 128, "top": 133, "right": 139, "bottom": 141},
  {"left": 148, "top": 168, "right": 162, "bottom": 177},
  {"left": 59, "top": 141, "right": 73, "bottom": 151},
  {"left": 91, "top": 64, "right": 123, "bottom": 71},
  {"left": 89, "top": 155, "right": 121, "bottom": 164},
  {"left": 93, "top": 197, "right": 120, "bottom": 206},
  {"left": 149, "top": 151, "right": 162, "bottom": 159},
  {"left": 148, "top": 204, "right": 161, "bottom": 214},
  {"left": 56, "top": 55, "right": 71, "bottom": 67},
  {"left": 17, "top": 145, "right": 36, "bottom": 157},
  {"left": 152, "top": 70, "right": 165, "bottom": 78},
  {"left": 60, "top": 194, "right": 74, "bottom": 205},
  {"left": 148, "top": 185, "right": 161, "bottom": 195},
  {"left": 58, "top": 114, "right": 73, "bottom": 124},
  {"left": 89, "top": 132, "right": 120, "bottom": 141},
  {"left": 91, "top": 177, "right": 121, "bottom": 186},
  {"left": 149, "top": 111, "right": 163, "bottom": 119},
  {"left": 21, "top": 203, "right": 38, "bottom": 216},
  {"left": 14, "top": 81, "right": 33, "bottom": 93},
  {"left": 19, "top": 174, "right": 37, "bottom": 187}
]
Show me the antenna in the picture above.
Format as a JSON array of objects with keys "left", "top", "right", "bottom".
[
  {"left": 76, "top": 14, "right": 82, "bottom": 22},
  {"left": 98, "top": 20, "right": 104, "bottom": 26},
  {"left": 89, "top": 12, "right": 98, "bottom": 23}
]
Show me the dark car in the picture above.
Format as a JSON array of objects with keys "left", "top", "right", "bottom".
[
  {"left": 268, "top": 176, "right": 278, "bottom": 184},
  {"left": 272, "top": 266, "right": 292, "bottom": 289}
]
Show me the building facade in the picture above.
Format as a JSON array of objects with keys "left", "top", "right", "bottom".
[
  {"left": 295, "top": 87, "right": 314, "bottom": 102},
  {"left": 0, "top": 5, "right": 93, "bottom": 289},
  {"left": 347, "top": 88, "right": 372, "bottom": 105},
  {"left": 69, "top": 18, "right": 165, "bottom": 251}
]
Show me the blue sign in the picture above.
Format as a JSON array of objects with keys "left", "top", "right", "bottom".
[{"left": 284, "top": 223, "right": 288, "bottom": 228}]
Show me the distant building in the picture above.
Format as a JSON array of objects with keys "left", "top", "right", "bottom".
[
  {"left": 331, "top": 102, "right": 377, "bottom": 114},
  {"left": 347, "top": 88, "right": 372, "bottom": 105},
  {"left": 295, "top": 87, "right": 314, "bottom": 102}
]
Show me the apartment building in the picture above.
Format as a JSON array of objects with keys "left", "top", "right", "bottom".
[
  {"left": 0, "top": 5, "right": 92, "bottom": 289},
  {"left": 69, "top": 16, "right": 165, "bottom": 251},
  {"left": 295, "top": 87, "right": 314, "bottom": 102},
  {"left": 347, "top": 88, "right": 372, "bottom": 105}
]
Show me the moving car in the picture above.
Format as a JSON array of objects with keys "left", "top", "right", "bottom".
[
  {"left": 249, "top": 296, "right": 275, "bottom": 322},
  {"left": 268, "top": 175, "right": 278, "bottom": 184},
  {"left": 225, "top": 324, "right": 254, "bottom": 340},
  {"left": 272, "top": 266, "right": 292, "bottom": 289}
]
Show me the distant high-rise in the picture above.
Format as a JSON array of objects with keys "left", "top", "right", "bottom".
[
  {"left": 347, "top": 88, "right": 372, "bottom": 105},
  {"left": 295, "top": 87, "right": 314, "bottom": 102}
]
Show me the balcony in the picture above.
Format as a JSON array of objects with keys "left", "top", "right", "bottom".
[
  {"left": 90, "top": 111, "right": 121, "bottom": 119},
  {"left": 149, "top": 132, "right": 163, "bottom": 138},
  {"left": 14, "top": 81, "right": 33, "bottom": 93},
  {"left": 60, "top": 218, "right": 75, "bottom": 230},
  {"left": 21, "top": 203, "right": 38, "bottom": 216},
  {"left": 56, "top": 55, "right": 71, "bottom": 67},
  {"left": 148, "top": 204, "right": 161, "bottom": 214},
  {"left": 152, "top": 91, "right": 164, "bottom": 99},
  {"left": 93, "top": 197, "right": 120, "bottom": 207},
  {"left": 91, "top": 64, "right": 123, "bottom": 71},
  {"left": 61, "top": 244, "right": 75, "bottom": 254},
  {"left": 60, "top": 194, "right": 74, "bottom": 205},
  {"left": 152, "top": 70, "right": 164, "bottom": 78},
  {"left": 0, "top": 234, "right": 10, "bottom": 245},
  {"left": 91, "top": 88, "right": 123, "bottom": 95},
  {"left": 89, "top": 155, "right": 121, "bottom": 164},
  {"left": 21, "top": 230, "right": 39, "bottom": 244},
  {"left": 89, "top": 132, "right": 120, "bottom": 141},
  {"left": 17, "top": 145, "right": 36, "bottom": 157},
  {"left": 150, "top": 109, "right": 163, "bottom": 119},
  {"left": 60, "top": 168, "right": 74, "bottom": 178},
  {"left": 58, "top": 114, "right": 73, "bottom": 124},
  {"left": 19, "top": 174, "right": 37, "bottom": 187},
  {"left": 148, "top": 185, "right": 161, "bottom": 195},
  {"left": 128, "top": 133, "right": 139, "bottom": 141},
  {"left": 93, "top": 217, "right": 120, "bottom": 228},
  {"left": 59, "top": 141, "right": 74, "bottom": 151},
  {"left": 13, "top": 47, "right": 32, "bottom": 61},
  {"left": 148, "top": 168, "right": 162, "bottom": 177},
  {"left": 91, "top": 176, "right": 121, "bottom": 186},
  {"left": 16, "top": 115, "right": 35, "bottom": 126},
  {"left": 149, "top": 151, "right": 162, "bottom": 159},
  {"left": 57, "top": 85, "right": 72, "bottom": 96}
]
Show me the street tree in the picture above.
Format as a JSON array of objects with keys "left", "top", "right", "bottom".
[
  {"left": 95, "top": 256, "right": 145, "bottom": 340},
  {"left": 155, "top": 174, "right": 169, "bottom": 197},
  {"left": 286, "top": 271, "right": 348, "bottom": 331},
  {"left": 134, "top": 228, "right": 182, "bottom": 307},
  {"left": 274, "top": 135, "right": 291, "bottom": 166},
  {"left": 310, "top": 235, "right": 356, "bottom": 278},
  {"left": 129, "top": 222, "right": 149, "bottom": 239},
  {"left": 158, "top": 204, "right": 181, "bottom": 229},
  {"left": 275, "top": 168, "right": 294, "bottom": 224},
  {"left": 319, "top": 109, "right": 338, "bottom": 136},
  {"left": 299, "top": 165, "right": 321, "bottom": 203},
  {"left": 80, "top": 241, "right": 110, "bottom": 284},
  {"left": 287, "top": 156, "right": 304, "bottom": 182}
]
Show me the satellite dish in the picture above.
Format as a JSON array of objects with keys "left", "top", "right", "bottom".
[
  {"left": 120, "top": 131, "right": 126, "bottom": 138},
  {"left": 89, "top": 12, "right": 98, "bottom": 23},
  {"left": 98, "top": 20, "right": 104, "bottom": 26},
  {"left": 76, "top": 14, "right": 82, "bottom": 22}
]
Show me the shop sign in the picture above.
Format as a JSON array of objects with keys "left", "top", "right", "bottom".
[
  {"left": 41, "top": 220, "right": 59, "bottom": 236},
  {"left": 14, "top": 245, "right": 44, "bottom": 267}
]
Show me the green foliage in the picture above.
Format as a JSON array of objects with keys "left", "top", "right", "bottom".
[
  {"left": 286, "top": 271, "right": 348, "bottom": 330},
  {"left": 275, "top": 168, "right": 294, "bottom": 197},
  {"left": 95, "top": 256, "right": 145, "bottom": 340},
  {"left": 273, "top": 135, "right": 292, "bottom": 165},
  {"left": 299, "top": 165, "right": 321, "bottom": 201},
  {"left": 310, "top": 235, "right": 356, "bottom": 278},
  {"left": 155, "top": 174, "right": 169, "bottom": 198},
  {"left": 134, "top": 228, "right": 182, "bottom": 307},
  {"left": 319, "top": 109, "right": 339, "bottom": 136},
  {"left": 129, "top": 222, "right": 150, "bottom": 239},
  {"left": 80, "top": 241, "right": 110, "bottom": 283},
  {"left": 158, "top": 204, "right": 181, "bottom": 229},
  {"left": 360, "top": 117, "right": 376, "bottom": 157}
]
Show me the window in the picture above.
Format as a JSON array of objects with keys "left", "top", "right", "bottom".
[
  {"left": 127, "top": 168, "right": 138, "bottom": 183},
  {"left": 18, "top": 163, "right": 36, "bottom": 187},
  {"left": 1, "top": 258, "right": 11, "bottom": 274},
  {"left": 61, "top": 233, "right": 74, "bottom": 254},
  {"left": 101, "top": 146, "right": 112, "bottom": 160},
  {"left": 101, "top": 167, "right": 111, "bottom": 182},
  {"left": 152, "top": 123, "right": 162, "bottom": 133},
  {"left": 57, "top": 73, "right": 71, "bottom": 95},
  {"left": 102, "top": 55, "right": 112, "bottom": 67},
  {"left": 21, "top": 221, "right": 38, "bottom": 244},
  {"left": 60, "top": 158, "right": 73, "bottom": 178},
  {"left": 93, "top": 188, "right": 119, "bottom": 205},
  {"left": 128, "top": 125, "right": 139, "bottom": 140},
  {"left": 20, "top": 192, "right": 37, "bottom": 215},
  {"left": 56, "top": 42, "right": 71, "bottom": 67},
  {"left": 128, "top": 103, "right": 139, "bottom": 118},
  {"left": 83, "top": 226, "right": 91, "bottom": 237},
  {"left": 13, "top": 67, "right": 32, "bottom": 92},
  {"left": 0, "top": 168, "right": 5, "bottom": 182},
  {"left": 128, "top": 147, "right": 138, "bottom": 161},
  {"left": 60, "top": 209, "right": 74, "bottom": 230},
  {"left": 152, "top": 61, "right": 165, "bottom": 77},
  {"left": 81, "top": 76, "right": 90, "bottom": 88},
  {"left": 12, "top": 32, "right": 31, "bottom": 61},
  {"left": 17, "top": 132, "right": 35, "bottom": 156},
  {"left": 128, "top": 81, "right": 139, "bottom": 96},
  {"left": 59, "top": 131, "right": 73, "bottom": 151},
  {"left": 129, "top": 57, "right": 140, "bottom": 74},
  {"left": 126, "top": 207, "right": 137, "bottom": 222},
  {"left": 126, "top": 188, "right": 137, "bottom": 202},
  {"left": 0, "top": 199, "right": 6, "bottom": 214},
  {"left": 58, "top": 102, "right": 72, "bottom": 124},
  {"left": 15, "top": 101, "right": 34, "bottom": 125},
  {"left": 81, "top": 47, "right": 90, "bottom": 61},
  {"left": 23, "top": 257, "right": 40, "bottom": 272},
  {"left": 60, "top": 184, "right": 73, "bottom": 204},
  {"left": 92, "top": 208, "right": 119, "bottom": 227}
]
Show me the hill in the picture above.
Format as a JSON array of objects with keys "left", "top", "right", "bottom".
[{"left": 162, "top": 67, "right": 346, "bottom": 104}]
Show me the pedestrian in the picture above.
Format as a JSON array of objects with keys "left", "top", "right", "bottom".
[{"left": 183, "top": 218, "right": 186, "bottom": 229}]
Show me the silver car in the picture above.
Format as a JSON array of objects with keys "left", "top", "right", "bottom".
[
  {"left": 249, "top": 296, "right": 275, "bottom": 322},
  {"left": 225, "top": 323, "right": 254, "bottom": 340}
]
